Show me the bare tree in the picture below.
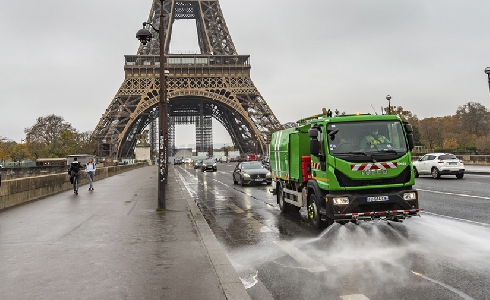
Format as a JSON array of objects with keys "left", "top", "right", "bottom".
[
  {"left": 419, "top": 117, "right": 444, "bottom": 150},
  {"left": 475, "top": 135, "right": 490, "bottom": 154},
  {"left": 456, "top": 102, "right": 489, "bottom": 136}
]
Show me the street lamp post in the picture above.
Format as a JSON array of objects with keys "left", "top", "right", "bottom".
[
  {"left": 485, "top": 67, "right": 490, "bottom": 92},
  {"left": 386, "top": 95, "right": 392, "bottom": 114},
  {"left": 136, "top": 0, "right": 167, "bottom": 209}
]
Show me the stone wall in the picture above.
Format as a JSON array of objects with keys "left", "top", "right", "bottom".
[{"left": 0, "top": 163, "right": 146, "bottom": 211}]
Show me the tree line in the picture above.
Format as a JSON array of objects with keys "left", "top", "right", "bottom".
[
  {"left": 0, "top": 115, "right": 96, "bottom": 164},
  {"left": 1, "top": 101, "right": 489, "bottom": 164},
  {"left": 387, "top": 101, "right": 490, "bottom": 154}
]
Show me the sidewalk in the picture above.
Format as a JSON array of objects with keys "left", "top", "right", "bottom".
[
  {"left": 165, "top": 166, "right": 251, "bottom": 300},
  {"left": 0, "top": 165, "right": 250, "bottom": 300},
  {"left": 464, "top": 164, "right": 490, "bottom": 175}
]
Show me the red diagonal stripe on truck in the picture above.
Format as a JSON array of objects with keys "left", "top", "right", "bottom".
[{"left": 351, "top": 162, "right": 398, "bottom": 171}]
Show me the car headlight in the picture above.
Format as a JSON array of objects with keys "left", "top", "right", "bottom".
[
  {"left": 266, "top": 172, "right": 271, "bottom": 177},
  {"left": 213, "top": 163, "right": 217, "bottom": 166},
  {"left": 333, "top": 197, "right": 349, "bottom": 205},
  {"left": 403, "top": 192, "right": 417, "bottom": 201},
  {"left": 243, "top": 173, "right": 250, "bottom": 178}
]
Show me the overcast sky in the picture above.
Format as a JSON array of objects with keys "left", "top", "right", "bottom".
[{"left": 1, "top": 0, "right": 490, "bottom": 148}]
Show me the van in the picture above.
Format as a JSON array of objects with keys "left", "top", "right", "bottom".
[{"left": 247, "top": 154, "right": 257, "bottom": 161}]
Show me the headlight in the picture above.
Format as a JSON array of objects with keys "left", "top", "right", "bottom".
[
  {"left": 266, "top": 172, "right": 271, "bottom": 177},
  {"left": 213, "top": 163, "right": 217, "bottom": 166},
  {"left": 243, "top": 173, "right": 250, "bottom": 178},
  {"left": 403, "top": 192, "right": 417, "bottom": 200},
  {"left": 333, "top": 197, "right": 349, "bottom": 205}
]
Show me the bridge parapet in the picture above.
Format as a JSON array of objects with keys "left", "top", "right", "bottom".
[{"left": 0, "top": 163, "right": 147, "bottom": 211}]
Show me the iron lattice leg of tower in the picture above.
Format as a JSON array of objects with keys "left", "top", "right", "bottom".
[
  {"left": 92, "top": 0, "right": 283, "bottom": 159},
  {"left": 196, "top": 115, "right": 213, "bottom": 155}
]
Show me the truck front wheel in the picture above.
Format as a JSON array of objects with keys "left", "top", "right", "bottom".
[
  {"left": 308, "top": 194, "right": 323, "bottom": 229},
  {"left": 278, "top": 185, "right": 290, "bottom": 213}
]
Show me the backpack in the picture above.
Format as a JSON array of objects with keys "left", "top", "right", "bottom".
[{"left": 71, "top": 162, "right": 80, "bottom": 173}]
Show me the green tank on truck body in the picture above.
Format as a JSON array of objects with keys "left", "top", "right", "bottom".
[{"left": 270, "top": 110, "right": 420, "bottom": 229}]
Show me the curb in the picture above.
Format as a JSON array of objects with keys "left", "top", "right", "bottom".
[
  {"left": 465, "top": 171, "right": 490, "bottom": 175},
  {"left": 173, "top": 168, "right": 251, "bottom": 300}
]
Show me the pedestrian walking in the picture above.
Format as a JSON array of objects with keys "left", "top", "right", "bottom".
[
  {"left": 85, "top": 157, "right": 96, "bottom": 191},
  {"left": 69, "top": 157, "right": 82, "bottom": 194}
]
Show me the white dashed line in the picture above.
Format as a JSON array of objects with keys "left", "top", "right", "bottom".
[
  {"left": 411, "top": 271, "right": 475, "bottom": 300},
  {"left": 418, "top": 189, "right": 490, "bottom": 200}
]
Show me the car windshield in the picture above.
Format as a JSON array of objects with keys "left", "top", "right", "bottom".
[
  {"left": 203, "top": 159, "right": 215, "bottom": 164},
  {"left": 327, "top": 120, "right": 408, "bottom": 156},
  {"left": 242, "top": 163, "right": 263, "bottom": 169}
]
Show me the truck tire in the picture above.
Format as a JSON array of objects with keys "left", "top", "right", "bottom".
[
  {"left": 278, "top": 185, "right": 290, "bottom": 213},
  {"left": 307, "top": 194, "right": 323, "bottom": 229}
]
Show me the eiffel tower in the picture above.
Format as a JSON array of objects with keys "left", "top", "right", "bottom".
[{"left": 92, "top": 0, "right": 283, "bottom": 159}]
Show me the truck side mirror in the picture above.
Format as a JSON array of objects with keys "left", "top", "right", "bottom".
[
  {"left": 404, "top": 122, "right": 415, "bottom": 150},
  {"left": 308, "top": 128, "right": 318, "bottom": 138},
  {"left": 310, "top": 139, "right": 319, "bottom": 155}
]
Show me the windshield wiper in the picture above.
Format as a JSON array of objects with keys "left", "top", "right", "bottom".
[
  {"left": 379, "top": 149, "right": 399, "bottom": 154},
  {"left": 348, "top": 151, "right": 368, "bottom": 156},
  {"left": 334, "top": 151, "right": 367, "bottom": 155}
]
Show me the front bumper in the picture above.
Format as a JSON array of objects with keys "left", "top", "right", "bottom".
[
  {"left": 243, "top": 177, "right": 272, "bottom": 184},
  {"left": 325, "top": 189, "right": 420, "bottom": 222},
  {"left": 202, "top": 166, "right": 217, "bottom": 171}
]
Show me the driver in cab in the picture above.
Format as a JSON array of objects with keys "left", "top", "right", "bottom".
[{"left": 360, "top": 127, "right": 390, "bottom": 149}]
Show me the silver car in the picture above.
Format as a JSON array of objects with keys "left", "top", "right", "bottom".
[
  {"left": 233, "top": 161, "right": 272, "bottom": 186},
  {"left": 413, "top": 153, "right": 465, "bottom": 179}
]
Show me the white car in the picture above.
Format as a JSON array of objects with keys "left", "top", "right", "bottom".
[{"left": 412, "top": 153, "right": 465, "bottom": 179}]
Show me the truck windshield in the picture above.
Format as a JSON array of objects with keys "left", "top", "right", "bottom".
[{"left": 327, "top": 121, "right": 408, "bottom": 156}]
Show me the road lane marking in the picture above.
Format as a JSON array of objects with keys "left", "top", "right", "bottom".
[
  {"left": 418, "top": 189, "right": 490, "bottom": 201},
  {"left": 411, "top": 271, "right": 475, "bottom": 300},
  {"left": 228, "top": 203, "right": 245, "bottom": 214},
  {"left": 246, "top": 217, "right": 272, "bottom": 233},
  {"left": 421, "top": 211, "right": 490, "bottom": 227},
  {"left": 341, "top": 295, "right": 370, "bottom": 300},
  {"left": 274, "top": 240, "right": 327, "bottom": 273}
]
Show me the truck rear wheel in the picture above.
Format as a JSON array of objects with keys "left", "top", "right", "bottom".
[
  {"left": 278, "top": 185, "right": 290, "bottom": 213},
  {"left": 307, "top": 194, "right": 323, "bottom": 229}
]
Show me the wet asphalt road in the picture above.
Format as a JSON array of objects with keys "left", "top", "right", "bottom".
[{"left": 176, "top": 163, "right": 490, "bottom": 300}]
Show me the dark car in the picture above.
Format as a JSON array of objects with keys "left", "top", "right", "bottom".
[
  {"left": 193, "top": 159, "right": 203, "bottom": 169},
  {"left": 233, "top": 161, "right": 272, "bottom": 186},
  {"left": 201, "top": 159, "right": 217, "bottom": 172}
]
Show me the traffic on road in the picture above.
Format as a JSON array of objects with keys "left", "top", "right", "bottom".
[{"left": 173, "top": 162, "right": 490, "bottom": 300}]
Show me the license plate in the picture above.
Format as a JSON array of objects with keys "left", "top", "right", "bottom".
[
  {"left": 449, "top": 162, "right": 457, "bottom": 165},
  {"left": 255, "top": 178, "right": 264, "bottom": 181},
  {"left": 366, "top": 196, "right": 389, "bottom": 202}
]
